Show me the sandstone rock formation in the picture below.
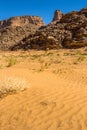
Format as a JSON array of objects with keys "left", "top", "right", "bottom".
[
  {"left": 79, "top": 7, "right": 87, "bottom": 17},
  {"left": 1, "top": 8, "right": 87, "bottom": 50},
  {"left": 52, "top": 10, "right": 63, "bottom": 22},
  {"left": 11, "top": 34, "right": 61, "bottom": 50},
  {"left": 0, "top": 16, "right": 44, "bottom": 28},
  {"left": 0, "top": 16, "right": 45, "bottom": 50},
  {"left": 12, "top": 8, "right": 87, "bottom": 50}
]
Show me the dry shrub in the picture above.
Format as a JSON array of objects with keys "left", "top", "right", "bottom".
[
  {"left": 7, "top": 56, "right": 17, "bottom": 67},
  {"left": 0, "top": 77, "right": 29, "bottom": 97}
]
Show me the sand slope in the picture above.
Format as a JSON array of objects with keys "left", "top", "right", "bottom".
[{"left": 0, "top": 49, "right": 87, "bottom": 130}]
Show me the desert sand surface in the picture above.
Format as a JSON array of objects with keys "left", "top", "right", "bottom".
[{"left": 0, "top": 48, "right": 87, "bottom": 130}]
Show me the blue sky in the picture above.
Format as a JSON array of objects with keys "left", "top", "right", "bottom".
[{"left": 0, "top": 0, "right": 87, "bottom": 24}]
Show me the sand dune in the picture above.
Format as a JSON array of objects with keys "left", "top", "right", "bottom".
[{"left": 0, "top": 49, "right": 87, "bottom": 130}]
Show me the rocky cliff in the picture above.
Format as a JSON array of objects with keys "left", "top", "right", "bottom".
[
  {"left": 0, "top": 16, "right": 44, "bottom": 28},
  {"left": 11, "top": 8, "right": 87, "bottom": 50},
  {"left": 1, "top": 8, "right": 87, "bottom": 50},
  {"left": 0, "top": 16, "right": 45, "bottom": 50}
]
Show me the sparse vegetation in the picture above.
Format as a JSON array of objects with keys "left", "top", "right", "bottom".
[
  {"left": 73, "top": 54, "right": 86, "bottom": 65},
  {"left": 38, "top": 58, "right": 45, "bottom": 72},
  {"left": 39, "top": 62, "right": 51, "bottom": 71},
  {"left": 52, "top": 69, "right": 62, "bottom": 74},
  {"left": 30, "top": 54, "right": 41, "bottom": 60},
  {"left": 0, "top": 49, "right": 87, "bottom": 74},
  {"left": 0, "top": 64, "right": 3, "bottom": 69},
  {"left": 76, "top": 50, "right": 82, "bottom": 55},
  {"left": 0, "top": 77, "right": 29, "bottom": 97},
  {"left": 7, "top": 56, "right": 18, "bottom": 67},
  {"left": 77, "top": 55, "right": 85, "bottom": 62}
]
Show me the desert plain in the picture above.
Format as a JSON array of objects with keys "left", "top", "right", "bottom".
[{"left": 0, "top": 48, "right": 87, "bottom": 130}]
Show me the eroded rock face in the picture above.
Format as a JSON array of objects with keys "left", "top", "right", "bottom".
[
  {"left": 15, "top": 8, "right": 87, "bottom": 50},
  {"left": 11, "top": 34, "right": 61, "bottom": 50},
  {"left": 79, "top": 8, "right": 87, "bottom": 17},
  {"left": 1, "top": 8, "right": 87, "bottom": 50},
  {"left": 52, "top": 10, "right": 63, "bottom": 22},
  {"left": 0, "top": 16, "right": 45, "bottom": 50},
  {"left": 0, "top": 16, "right": 45, "bottom": 28}
]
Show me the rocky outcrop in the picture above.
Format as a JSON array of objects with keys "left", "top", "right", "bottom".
[
  {"left": 18, "top": 7, "right": 87, "bottom": 50},
  {"left": 0, "top": 16, "right": 45, "bottom": 50},
  {"left": 52, "top": 10, "right": 63, "bottom": 22},
  {"left": 0, "top": 16, "right": 44, "bottom": 28},
  {"left": 79, "top": 8, "right": 87, "bottom": 17},
  {"left": 11, "top": 34, "right": 61, "bottom": 50},
  {"left": 1, "top": 8, "right": 87, "bottom": 50},
  {"left": 60, "top": 9, "right": 87, "bottom": 48}
]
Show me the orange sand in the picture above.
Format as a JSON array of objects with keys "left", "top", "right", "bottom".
[{"left": 0, "top": 49, "right": 87, "bottom": 130}]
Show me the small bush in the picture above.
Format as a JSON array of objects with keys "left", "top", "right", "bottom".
[
  {"left": 77, "top": 55, "right": 85, "bottom": 62},
  {"left": 7, "top": 56, "right": 17, "bottom": 67},
  {"left": 0, "top": 64, "right": 3, "bottom": 69},
  {"left": 0, "top": 77, "right": 29, "bottom": 97}
]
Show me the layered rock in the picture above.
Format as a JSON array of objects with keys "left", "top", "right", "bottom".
[
  {"left": 0, "top": 16, "right": 45, "bottom": 50},
  {"left": 0, "top": 16, "right": 44, "bottom": 28},
  {"left": 79, "top": 7, "right": 87, "bottom": 17},
  {"left": 18, "top": 8, "right": 87, "bottom": 50},
  {"left": 1, "top": 8, "right": 87, "bottom": 50},
  {"left": 11, "top": 34, "right": 61, "bottom": 50}
]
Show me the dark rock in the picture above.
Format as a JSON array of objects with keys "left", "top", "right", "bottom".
[
  {"left": 79, "top": 7, "right": 87, "bottom": 17},
  {"left": 11, "top": 34, "right": 61, "bottom": 50}
]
